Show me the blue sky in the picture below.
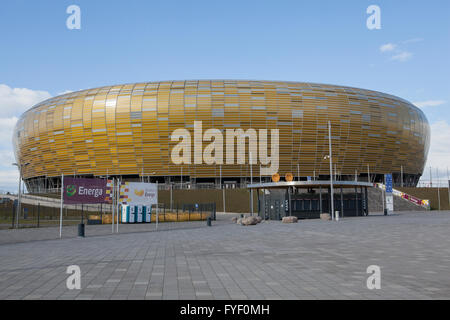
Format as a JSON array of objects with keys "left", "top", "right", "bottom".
[{"left": 0, "top": 0, "right": 449, "bottom": 191}]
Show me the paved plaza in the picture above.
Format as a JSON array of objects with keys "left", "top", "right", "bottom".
[{"left": 0, "top": 211, "right": 449, "bottom": 300}]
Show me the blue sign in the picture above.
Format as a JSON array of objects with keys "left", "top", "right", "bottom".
[
  {"left": 385, "top": 174, "right": 393, "bottom": 193},
  {"left": 307, "top": 176, "right": 311, "bottom": 181}
]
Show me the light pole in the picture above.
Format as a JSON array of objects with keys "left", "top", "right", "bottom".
[
  {"left": 328, "top": 121, "right": 336, "bottom": 221},
  {"left": 12, "top": 162, "right": 29, "bottom": 229},
  {"left": 250, "top": 152, "right": 253, "bottom": 216},
  {"left": 401, "top": 165, "right": 403, "bottom": 187}
]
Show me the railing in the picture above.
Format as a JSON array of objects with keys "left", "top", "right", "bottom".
[{"left": 375, "top": 183, "right": 430, "bottom": 209}]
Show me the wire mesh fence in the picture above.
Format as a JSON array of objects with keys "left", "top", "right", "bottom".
[{"left": 0, "top": 197, "right": 217, "bottom": 232}]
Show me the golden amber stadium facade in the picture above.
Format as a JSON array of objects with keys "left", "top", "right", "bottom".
[{"left": 13, "top": 80, "right": 430, "bottom": 191}]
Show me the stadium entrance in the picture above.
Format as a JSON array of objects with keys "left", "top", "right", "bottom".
[{"left": 248, "top": 181, "right": 372, "bottom": 220}]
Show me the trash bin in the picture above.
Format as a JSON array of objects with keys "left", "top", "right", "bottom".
[
  {"left": 207, "top": 217, "right": 212, "bottom": 227},
  {"left": 78, "top": 223, "right": 85, "bottom": 237},
  {"left": 384, "top": 208, "right": 388, "bottom": 216}
]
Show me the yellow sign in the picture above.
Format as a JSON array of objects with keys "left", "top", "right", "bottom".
[
  {"left": 285, "top": 172, "right": 293, "bottom": 182},
  {"left": 272, "top": 173, "right": 280, "bottom": 182}
]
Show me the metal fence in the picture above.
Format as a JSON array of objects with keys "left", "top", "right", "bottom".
[
  {"left": 0, "top": 198, "right": 216, "bottom": 231},
  {"left": 0, "top": 199, "right": 112, "bottom": 230}
]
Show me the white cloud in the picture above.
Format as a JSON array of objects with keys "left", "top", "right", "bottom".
[
  {"left": 0, "top": 116, "right": 18, "bottom": 150},
  {"left": 0, "top": 84, "right": 53, "bottom": 193},
  {"left": 0, "top": 84, "right": 51, "bottom": 118},
  {"left": 0, "top": 169, "right": 19, "bottom": 194},
  {"left": 413, "top": 100, "right": 446, "bottom": 108},
  {"left": 380, "top": 43, "right": 396, "bottom": 52},
  {"left": 379, "top": 38, "right": 422, "bottom": 62},
  {"left": 420, "top": 120, "right": 450, "bottom": 184},
  {"left": 390, "top": 51, "right": 413, "bottom": 62}
]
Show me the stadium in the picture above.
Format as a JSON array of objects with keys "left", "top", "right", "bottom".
[{"left": 12, "top": 80, "right": 430, "bottom": 193}]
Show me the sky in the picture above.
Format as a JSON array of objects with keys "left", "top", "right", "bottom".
[{"left": 0, "top": 0, "right": 449, "bottom": 191}]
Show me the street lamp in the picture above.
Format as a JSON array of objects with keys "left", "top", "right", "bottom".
[
  {"left": 327, "top": 121, "right": 336, "bottom": 221},
  {"left": 12, "top": 162, "right": 29, "bottom": 229}
]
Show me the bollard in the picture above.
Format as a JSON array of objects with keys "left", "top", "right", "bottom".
[
  {"left": 207, "top": 217, "right": 212, "bottom": 227},
  {"left": 78, "top": 223, "right": 85, "bottom": 237},
  {"left": 384, "top": 208, "right": 388, "bottom": 216}
]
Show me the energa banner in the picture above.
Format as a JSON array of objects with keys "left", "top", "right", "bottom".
[
  {"left": 63, "top": 177, "right": 108, "bottom": 204},
  {"left": 119, "top": 182, "right": 158, "bottom": 206}
]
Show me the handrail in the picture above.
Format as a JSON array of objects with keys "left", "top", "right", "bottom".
[{"left": 375, "top": 183, "right": 430, "bottom": 210}]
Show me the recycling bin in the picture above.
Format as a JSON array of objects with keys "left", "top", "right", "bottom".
[
  {"left": 136, "top": 205, "right": 143, "bottom": 223},
  {"left": 121, "top": 205, "right": 136, "bottom": 223},
  {"left": 143, "top": 205, "right": 152, "bottom": 223}
]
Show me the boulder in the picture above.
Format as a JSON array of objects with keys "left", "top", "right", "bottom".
[
  {"left": 320, "top": 213, "right": 332, "bottom": 221},
  {"left": 231, "top": 216, "right": 238, "bottom": 223},
  {"left": 282, "top": 216, "right": 298, "bottom": 223},
  {"left": 241, "top": 216, "right": 258, "bottom": 226},
  {"left": 236, "top": 218, "right": 243, "bottom": 225},
  {"left": 255, "top": 216, "right": 263, "bottom": 223}
]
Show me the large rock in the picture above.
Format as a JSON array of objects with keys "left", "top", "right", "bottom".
[
  {"left": 320, "top": 213, "right": 331, "bottom": 221},
  {"left": 282, "top": 216, "right": 298, "bottom": 223},
  {"left": 255, "top": 216, "right": 263, "bottom": 223},
  {"left": 241, "top": 216, "right": 259, "bottom": 226},
  {"left": 231, "top": 216, "right": 238, "bottom": 223}
]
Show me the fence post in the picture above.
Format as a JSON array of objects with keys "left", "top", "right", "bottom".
[
  {"left": 11, "top": 200, "right": 16, "bottom": 229},
  {"left": 37, "top": 203, "right": 40, "bottom": 228}
]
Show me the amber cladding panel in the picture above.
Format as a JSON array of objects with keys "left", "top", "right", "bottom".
[{"left": 12, "top": 80, "right": 430, "bottom": 180}]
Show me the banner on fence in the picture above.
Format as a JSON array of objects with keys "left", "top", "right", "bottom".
[
  {"left": 119, "top": 182, "right": 158, "bottom": 206},
  {"left": 63, "top": 177, "right": 109, "bottom": 204}
]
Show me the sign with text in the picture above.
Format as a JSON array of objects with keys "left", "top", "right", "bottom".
[
  {"left": 384, "top": 174, "right": 393, "bottom": 193},
  {"left": 63, "top": 177, "right": 108, "bottom": 204},
  {"left": 119, "top": 182, "right": 158, "bottom": 206},
  {"left": 384, "top": 174, "right": 394, "bottom": 212}
]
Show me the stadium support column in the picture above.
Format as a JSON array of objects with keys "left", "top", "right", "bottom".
[
  {"left": 365, "top": 186, "right": 369, "bottom": 215},
  {"left": 288, "top": 187, "right": 292, "bottom": 217},
  {"left": 319, "top": 186, "right": 322, "bottom": 214}
]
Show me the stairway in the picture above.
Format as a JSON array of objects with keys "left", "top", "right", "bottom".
[{"left": 368, "top": 187, "right": 427, "bottom": 213}]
